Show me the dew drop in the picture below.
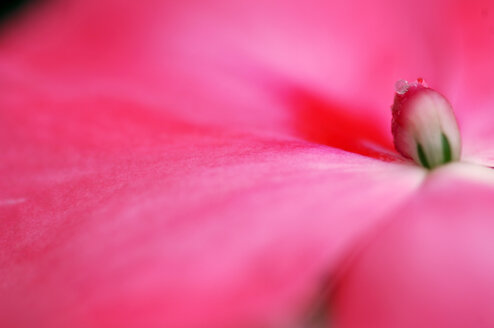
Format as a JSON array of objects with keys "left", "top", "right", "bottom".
[{"left": 395, "top": 79, "right": 409, "bottom": 95}]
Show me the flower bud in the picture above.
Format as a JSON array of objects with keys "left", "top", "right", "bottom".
[{"left": 391, "top": 79, "right": 461, "bottom": 169}]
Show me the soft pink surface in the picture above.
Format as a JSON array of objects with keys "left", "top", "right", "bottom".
[
  {"left": 1, "top": 0, "right": 494, "bottom": 327},
  {"left": 333, "top": 163, "right": 494, "bottom": 328},
  {"left": 1, "top": 74, "right": 424, "bottom": 327}
]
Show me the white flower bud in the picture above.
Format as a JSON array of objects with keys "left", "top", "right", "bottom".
[{"left": 391, "top": 79, "right": 461, "bottom": 169}]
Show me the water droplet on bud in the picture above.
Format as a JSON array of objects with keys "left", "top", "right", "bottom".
[{"left": 394, "top": 79, "right": 409, "bottom": 95}]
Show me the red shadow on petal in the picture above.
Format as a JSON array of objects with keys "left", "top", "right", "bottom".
[
  {"left": 218, "top": 55, "right": 397, "bottom": 160},
  {"left": 285, "top": 88, "right": 397, "bottom": 160}
]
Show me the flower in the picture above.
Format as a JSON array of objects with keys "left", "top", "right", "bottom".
[{"left": 1, "top": 0, "right": 494, "bottom": 327}]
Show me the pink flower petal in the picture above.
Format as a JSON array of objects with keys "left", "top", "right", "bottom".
[
  {"left": 4, "top": 0, "right": 492, "bottom": 161},
  {"left": 333, "top": 162, "right": 494, "bottom": 328},
  {"left": 0, "top": 78, "right": 424, "bottom": 326}
]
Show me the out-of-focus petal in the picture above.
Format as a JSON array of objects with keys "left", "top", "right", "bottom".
[
  {"left": 0, "top": 0, "right": 475, "bottom": 149},
  {"left": 333, "top": 162, "right": 494, "bottom": 328},
  {"left": 4, "top": 0, "right": 493, "bottom": 162}
]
